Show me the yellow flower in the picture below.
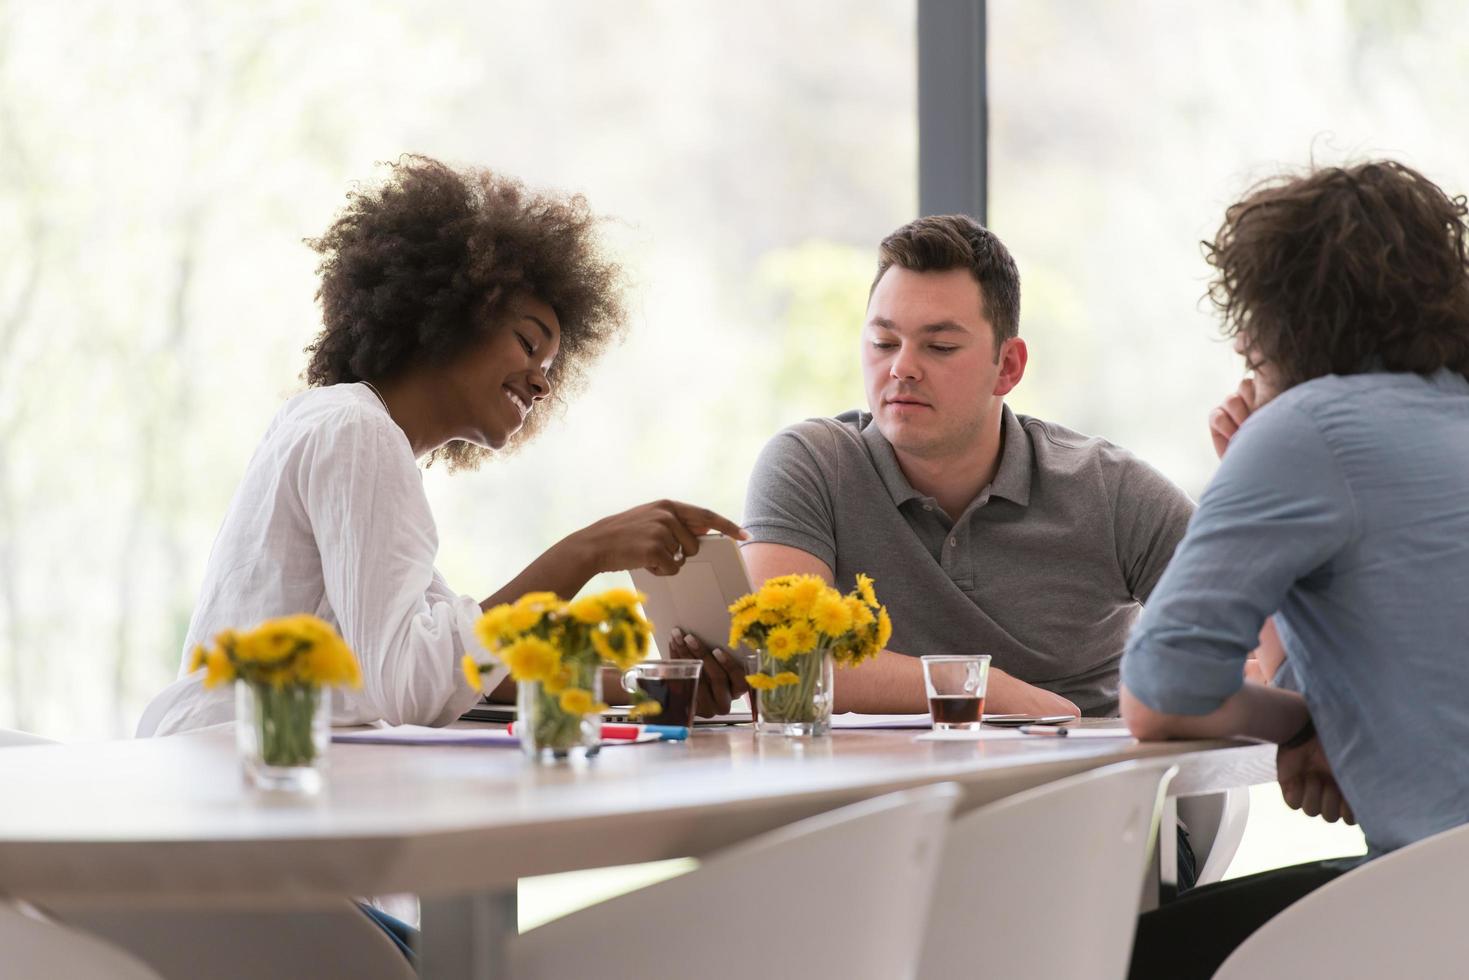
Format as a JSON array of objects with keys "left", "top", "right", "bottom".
[
  {"left": 558, "top": 688, "right": 596, "bottom": 715},
  {"left": 591, "top": 622, "right": 647, "bottom": 670},
  {"left": 787, "top": 621, "right": 818, "bottom": 655},
  {"left": 244, "top": 615, "right": 334, "bottom": 666},
  {"left": 811, "top": 594, "right": 853, "bottom": 637},
  {"left": 876, "top": 607, "right": 893, "bottom": 649},
  {"left": 502, "top": 635, "right": 560, "bottom": 682},
  {"left": 508, "top": 605, "right": 543, "bottom": 632},
  {"left": 202, "top": 648, "right": 235, "bottom": 689},
  {"left": 772, "top": 671, "right": 801, "bottom": 687},
  {"left": 855, "top": 572, "right": 878, "bottom": 607},
  {"left": 567, "top": 596, "right": 607, "bottom": 624},
  {"left": 627, "top": 700, "right": 663, "bottom": 718},
  {"left": 763, "top": 625, "right": 802, "bottom": 660},
  {"left": 745, "top": 673, "right": 778, "bottom": 691},
  {"left": 301, "top": 637, "right": 363, "bottom": 688},
  {"left": 515, "top": 591, "right": 561, "bottom": 608},
  {"left": 187, "top": 644, "right": 208, "bottom": 674},
  {"left": 598, "top": 588, "right": 645, "bottom": 612},
  {"left": 756, "top": 580, "right": 794, "bottom": 613},
  {"left": 728, "top": 607, "right": 760, "bottom": 647},
  {"left": 461, "top": 654, "right": 483, "bottom": 692},
  {"left": 728, "top": 593, "right": 757, "bottom": 616},
  {"left": 845, "top": 596, "right": 875, "bottom": 629},
  {"left": 474, "top": 606, "right": 513, "bottom": 648},
  {"left": 543, "top": 666, "right": 572, "bottom": 695},
  {"left": 787, "top": 576, "right": 826, "bottom": 613}
]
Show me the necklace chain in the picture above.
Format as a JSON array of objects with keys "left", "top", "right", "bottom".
[{"left": 361, "top": 380, "right": 388, "bottom": 410}]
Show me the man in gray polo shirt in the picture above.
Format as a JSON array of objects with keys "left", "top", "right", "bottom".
[{"left": 722, "top": 214, "right": 1194, "bottom": 716}]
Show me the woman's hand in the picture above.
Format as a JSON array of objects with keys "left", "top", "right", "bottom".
[
  {"left": 572, "top": 499, "right": 746, "bottom": 577},
  {"left": 1209, "top": 378, "right": 1259, "bottom": 459},
  {"left": 667, "top": 627, "right": 751, "bottom": 717}
]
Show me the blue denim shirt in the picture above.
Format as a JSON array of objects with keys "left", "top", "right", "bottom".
[{"left": 1123, "top": 369, "right": 1469, "bottom": 853}]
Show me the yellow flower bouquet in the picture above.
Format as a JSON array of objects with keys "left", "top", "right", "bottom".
[
  {"left": 465, "top": 588, "right": 656, "bottom": 760},
  {"left": 190, "top": 614, "right": 362, "bottom": 792},
  {"left": 729, "top": 573, "right": 891, "bottom": 737}
]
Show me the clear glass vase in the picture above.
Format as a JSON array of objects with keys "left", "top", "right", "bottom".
[
  {"left": 753, "top": 649, "right": 834, "bottom": 737},
  {"left": 517, "top": 664, "right": 602, "bottom": 762},
  {"left": 235, "top": 681, "right": 330, "bottom": 793}
]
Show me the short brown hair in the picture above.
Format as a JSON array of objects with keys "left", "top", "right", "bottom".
[
  {"left": 872, "top": 214, "right": 1021, "bottom": 353},
  {"left": 304, "top": 155, "right": 626, "bottom": 468},
  {"left": 1205, "top": 160, "right": 1469, "bottom": 389}
]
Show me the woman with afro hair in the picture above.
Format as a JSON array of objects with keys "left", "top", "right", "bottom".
[{"left": 139, "top": 156, "right": 745, "bottom": 737}]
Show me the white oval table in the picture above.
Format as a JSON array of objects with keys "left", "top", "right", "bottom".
[{"left": 0, "top": 722, "right": 1273, "bottom": 978}]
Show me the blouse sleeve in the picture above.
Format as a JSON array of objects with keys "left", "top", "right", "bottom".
[{"left": 299, "top": 410, "right": 505, "bottom": 726}]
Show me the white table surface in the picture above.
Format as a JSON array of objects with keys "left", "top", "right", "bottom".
[{"left": 0, "top": 721, "right": 1272, "bottom": 907}]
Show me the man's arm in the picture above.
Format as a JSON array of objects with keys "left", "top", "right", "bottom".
[
  {"left": 1120, "top": 680, "right": 1307, "bottom": 743},
  {"left": 743, "top": 542, "right": 1080, "bottom": 715}
]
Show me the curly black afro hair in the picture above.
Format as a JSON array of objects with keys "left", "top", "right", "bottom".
[{"left": 304, "top": 155, "right": 626, "bottom": 468}]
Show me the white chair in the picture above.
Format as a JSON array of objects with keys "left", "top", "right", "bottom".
[
  {"left": 1213, "top": 820, "right": 1469, "bottom": 979},
  {"left": 51, "top": 902, "right": 417, "bottom": 980},
  {"left": 0, "top": 727, "right": 55, "bottom": 747},
  {"left": 1178, "top": 787, "right": 1250, "bottom": 886},
  {"left": 0, "top": 899, "right": 165, "bottom": 980},
  {"left": 511, "top": 782, "right": 962, "bottom": 980},
  {"left": 917, "top": 759, "right": 1177, "bottom": 980}
]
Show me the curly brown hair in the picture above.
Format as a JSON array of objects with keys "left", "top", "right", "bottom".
[
  {"left": 1204, "top": 160, "right": 1469, "bottom": 390},
  {"left": 304, "top": 155, "right": 626, "bottom": 468}
]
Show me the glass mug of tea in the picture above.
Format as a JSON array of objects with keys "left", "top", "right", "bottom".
[
  {"left": 920, "top": 655, "right": 991, "bottom": 732},
  {"left": 621, "top": 660, "right": 704, "bottom": 729}
]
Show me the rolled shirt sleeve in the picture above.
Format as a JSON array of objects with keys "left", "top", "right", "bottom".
[
  {"left": 302, "top": 411, "right": 502, "bottom": 727},
  {"left": 1122, "top": 402, "right": 1357, "bottom": 715}
]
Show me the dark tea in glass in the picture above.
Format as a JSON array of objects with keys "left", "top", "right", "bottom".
[
  {"left": 636, "top": 676, "right": 700, "bottom": 728},
  {"left": 928, "top": 695, "right": 984, "bottom": 727}
]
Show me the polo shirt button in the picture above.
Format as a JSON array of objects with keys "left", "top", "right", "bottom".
[
  {"left": 923, "top": 504, "right": 933, "bottom": 512},
  {"left": 948, "top": 537, "right": 957, "bottom": 548}
]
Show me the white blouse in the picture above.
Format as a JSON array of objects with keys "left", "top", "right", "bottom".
[{"left": 137, "top": 384, "right": 504, "bottom": 737}]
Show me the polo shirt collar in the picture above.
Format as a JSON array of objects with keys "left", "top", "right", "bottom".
[
  {"left": 859, "top": 405, "right": 1033, "bottom": 509},
  {"left": 990, "top": 405, "right": 1033, "bottom": 507}
]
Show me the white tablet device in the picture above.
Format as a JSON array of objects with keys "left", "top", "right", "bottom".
[{"left": 630, "top": 533, "right": 755, "bottom": 658}]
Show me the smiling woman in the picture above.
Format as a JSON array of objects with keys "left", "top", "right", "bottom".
[
  {"left": 302, "top": 155, "right": 624, "bottom": 468},
  {"left": 136, "top": 156, "right": 746, "bottom": 738}
]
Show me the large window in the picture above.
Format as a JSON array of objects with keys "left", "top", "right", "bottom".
[
  {"left": 989, "top": 0, "right": 1469, "bottom": 871},
  {"left": 990, "top": 0, "right": 1469, "bottom": 495},
  {"left": 0, "top": 1, "right": 915, "bottom": 739}
]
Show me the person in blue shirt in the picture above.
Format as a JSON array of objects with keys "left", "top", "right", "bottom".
[{"left": 1122, "top": 159, "right": 1469, "bottom": 980}]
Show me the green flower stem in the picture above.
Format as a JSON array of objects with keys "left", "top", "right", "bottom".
[
  {"left": 529, "top": 659, "right": 598, "bottom": 751},
  {"left": 758, "top": 646, "right": 828, "bottom": 724},
  {"left": 252, "top": 683, "right": 320, "bottom": 768}
]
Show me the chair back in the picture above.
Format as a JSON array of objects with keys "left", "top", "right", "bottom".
[
  {"left": 0, "top": 728, "right": 56, "bottom": 747},
  {"left": 48, "top": 901, "right": 417, "bottom": 980},
  {"left": 512, "top": 782, "right": 961, "bottom": 980},
  {"left": 917, "top": 759, "right": 1176, "bottom": 980},
  {"left": 1214, "top": 820, "right": 1469, "bottom": 979},
  {"left": 1177, "top": 787, "right": 1250, "bottom": 886},
  {"left": 0, "top": 901, "right": 164, "bottom": 980}
]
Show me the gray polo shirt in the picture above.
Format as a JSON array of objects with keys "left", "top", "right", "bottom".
[{"left": 743, "top": 406, "right": 1194, "bottom": 715}]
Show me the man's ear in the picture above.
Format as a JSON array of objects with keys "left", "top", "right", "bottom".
[{"left": 993, "top": 337, "right": 1027, "bottom": 396}]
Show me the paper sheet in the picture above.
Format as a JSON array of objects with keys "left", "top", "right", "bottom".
[
  {"left": 914, "top": 728, "right": 1028, "bottom": 741},
  {"left": 914, "top": 727, "right": 1135, "bottom": 742},
  {"left": 829, "top": 713, "right": 934, "bottom": 730},
  {"left": 332, "top": 725, "right": 658, "bottom": 747}
]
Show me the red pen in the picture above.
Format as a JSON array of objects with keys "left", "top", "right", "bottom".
[{"left": 506, "top": 722, "right": 689, "bottom": 742}]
